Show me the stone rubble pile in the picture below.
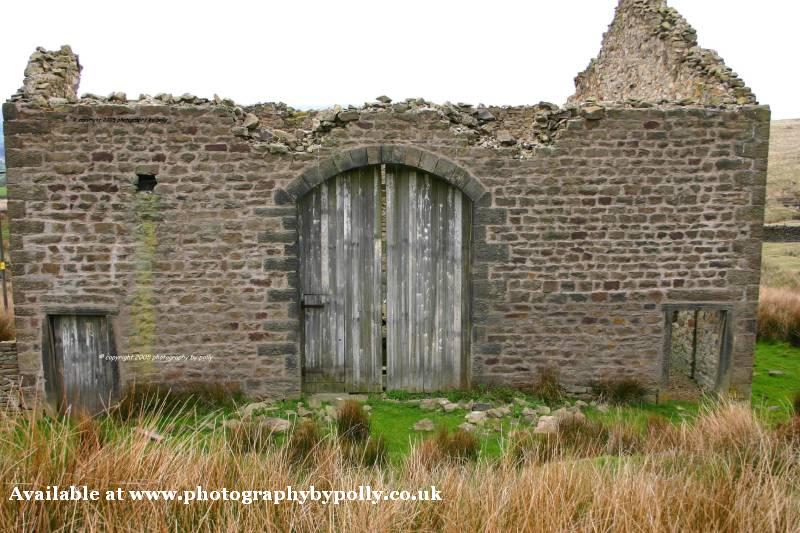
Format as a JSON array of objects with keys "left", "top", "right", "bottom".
[{"left": 11, "top": 45, "right": 82, "bottom": 106}]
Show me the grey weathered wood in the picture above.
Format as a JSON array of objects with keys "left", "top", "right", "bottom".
[
  {"left": 49, "top": 315, "right": 119, "bottom": 415},
  {"left": 385, "top": 166, "right": 471, "bottom": 391},
  {"left": 299, "top": 167, "right": 382, "bottom": 392}
]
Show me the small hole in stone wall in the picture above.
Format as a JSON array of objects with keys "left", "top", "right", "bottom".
[{"left": 136, "top": 174, "right": 158, "bottom": 192}]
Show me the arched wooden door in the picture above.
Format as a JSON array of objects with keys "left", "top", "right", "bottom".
[{"left": 299, "top": 164, "right": 471, "bottom": 393}]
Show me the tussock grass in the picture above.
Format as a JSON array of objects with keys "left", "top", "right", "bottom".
[
  {"left": 531, "top": 366, "right": 563, "bottom": 404},
  {"left": 757, "top": 286, "right": 800, "bottom": 346},
  {"left": 0, "top": 401, "right": 797, "bottom": 531},
  {"left": 594, "top": 378, "right": 648, "bottom": 405},
  {"left": 0, "top": 306, "right": 14, "bottom": 342},
  {"left": 336, "top": 400, "right": 371, "bottom": 442},
  {"left": 416, "top": 427, "right": 479, "bottom": 467}
]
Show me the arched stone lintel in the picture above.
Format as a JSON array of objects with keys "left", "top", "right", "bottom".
[{"left": 284, "top": 145, "right": 486, "bottom": 202}]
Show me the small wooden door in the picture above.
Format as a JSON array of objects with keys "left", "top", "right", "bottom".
[
  {"left": 299, "top": 167, "right": 382, "bottom": 392},
  {"left": 385, "top": 166, "right": 471, "bottom": 391},
  {"left": 43, "top": 314, "right": 120, "bottom": 415}
]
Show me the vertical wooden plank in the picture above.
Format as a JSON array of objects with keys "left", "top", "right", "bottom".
[
  {"left": 300, "top": 167, "right": 382, "bottom": 392},
  {"left": 51, "top": 315, "right": 118, "bottom": 415},
  {"left": 371, "top": 166, "right": 383, "bottom": 390},
  {"left": 385, "top": 166, "right": 471, "bottom": 392}
]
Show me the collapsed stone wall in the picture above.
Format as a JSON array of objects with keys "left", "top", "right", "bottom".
[
  {"left": 571, "top": 0, "right": 757, "bottom": 106},
  {"left": 763, "top": 225, "right": 800, "bottom": 243},
  {"left": 12, "top": 46, "right": 82, "bottom": 106}
]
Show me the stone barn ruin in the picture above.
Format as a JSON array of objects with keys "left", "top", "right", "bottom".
[{"left": 2, "top": 0, "right": 770, "bottom": 412}]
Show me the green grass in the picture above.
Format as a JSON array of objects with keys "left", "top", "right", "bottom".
[
  {"left": 753, "top": 341, "right": 800, "bottom": 421},
  {"left": 366, "top": 400, "right": 521, "bottom": 460},
  {"left": 0, "top": 186, "right": 6, "bottom": 198},
  {"left": 54, "top": 341, "right": 800, "bottom": 463}
]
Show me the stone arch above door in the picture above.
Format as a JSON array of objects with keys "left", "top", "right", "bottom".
[{"left": 284, "top": 145, "right": 486, "bottom": 203}]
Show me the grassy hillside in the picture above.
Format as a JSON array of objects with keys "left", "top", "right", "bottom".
[{"left": 766, "top": 119, "right": 800, "bottom": 224}]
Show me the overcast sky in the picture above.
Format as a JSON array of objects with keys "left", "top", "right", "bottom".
[{"left": 0, "top": 0, "right": 797, "bottom": 119}]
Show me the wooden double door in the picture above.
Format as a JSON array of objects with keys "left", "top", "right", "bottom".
[{"left": 299, "top": 165, "right": 471, "bottom": 392}]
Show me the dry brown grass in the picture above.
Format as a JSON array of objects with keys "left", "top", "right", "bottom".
[
  {"left": 0, "top": 401, "right": 797, "bottom": 531},
  {"left": 0, "top": 306, "right": 14, "bottom": 342},
  {"left": 336, "top": 400, "right": 371, "bottom": 442},
  {"left": 757, "top": 286, "right": 800, "bottom": 346},
  {"left": 531, "top": 365, "right": 563, "bottom": 403},
  {"left": 416, "top": 427, "right": 479, "bottom": 467}
]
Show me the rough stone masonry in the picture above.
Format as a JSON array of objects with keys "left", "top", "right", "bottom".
[{"left": 2, "top": 0, "right": 770, "bottom": 404}]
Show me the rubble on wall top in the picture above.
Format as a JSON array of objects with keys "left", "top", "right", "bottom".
[{"left": 8, "top": 38, "right": 765, "bottom": 159}]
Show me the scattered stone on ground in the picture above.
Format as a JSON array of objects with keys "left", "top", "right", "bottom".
[
  {"left": 768, "top": 370, "right": 785, "bottom": 377},
  {"left": 307, "top": 397, "right": 322, "bottom": 409},
  {"left": 536, "top": 405, "right": 551, "bottom": 415},
  {"left": 308, "top": 393, "right": 368, "bottom": 406},
  {"left": 443, "top": 402, "right": 459, "bottom": 412},
  {"left": 420, "top": 398, "right": 440, "bottom": 410},
  {"left": 458, "top": 422, "right": 476, "bottom": 432},
  {"left": 597, "top": 404, "right": 610, "bottom": 413},
  {"left": 413, "top": 418, "right": 435, "bottom": 432},
  {"left": 533, "top": 416, "right": 558, "bottom": 434},
  {"left": 260, "top": 418, "right": 292, "bottom": 433},
  {"left": 465, "top": 411, "right": 488, "bottom": 425},
  {"left": 472, "top": 402, "right": 492, "bottom": 412},
  {"left": 487, "top": 405, "right": 512, "bottom": 418},
  {"left": 240, "top": 401, "right": 276, "bottom": 419}
]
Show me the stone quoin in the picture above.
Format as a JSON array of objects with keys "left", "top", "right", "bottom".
[{"left": 1, "top": 0, "right": 770, "bottom": 410}]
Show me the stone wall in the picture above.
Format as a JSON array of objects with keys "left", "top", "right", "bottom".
[
  {"left": 0, "top": 341, "right": 19, "bottom": 408},
  {"left": 3, "top": 88, "right": 769, "bottom": 399},
  {"left": 668, "top": 309, "right": 725, "bottom": 397},
  {"left": 4, "top": 0, "right": 771, "bottom": 401},
  {"left": 10, "top": 46, "right": 81, "bottom": 106},
  {"left": 763, "top": 225, "right": 800, "bottom": 243},
  {"left": 571, "top": 0, "right": 757, "bottom": 106}
]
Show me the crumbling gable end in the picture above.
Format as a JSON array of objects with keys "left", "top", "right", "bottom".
[
  {"left": 17, "top": 45, "right": 82, "bottom": 106},
  {"left": 570, "top": 0, "right": 757, "bottom": 106}
]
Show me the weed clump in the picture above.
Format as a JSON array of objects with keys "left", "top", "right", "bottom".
[
  {"left": 415, "top": 427, "right": 479, "bottom": 467},
  {"left": 225, "top": 419, "right": 275, "bottom": 454},
  {"left": 336, "top": 400, "right": 370, "bottom": 442},
  {"left": 287, "top": 419, "right": 322, "bottom": 465},
  {"left": 0, "top": 308, "right": 14, "bottom": 342},
  {"left": 792, "top": 391, "right": 800, "bottom": 417},
  {"left": 594, "top": 378, "right": 648, "bottom": 405},
  {"left": 360, "top": 435, "right": 388, "bottom": 466},
  {"left": 532, "top": 366, "right": 563, "bottom": 404}
]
